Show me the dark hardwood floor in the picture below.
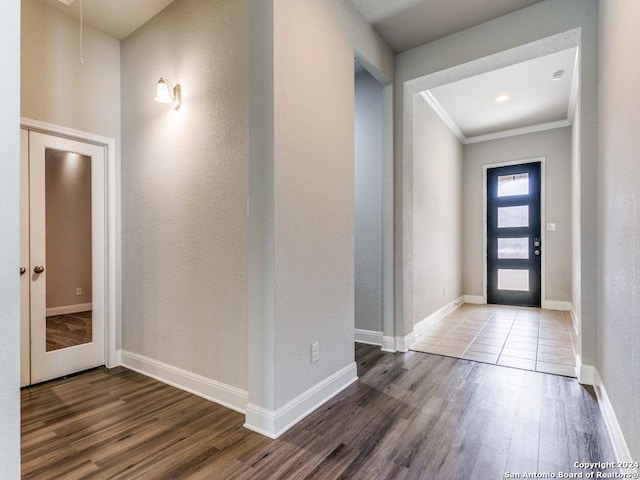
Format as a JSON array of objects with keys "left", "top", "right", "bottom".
[
  {"left": 46, "top": 311, "right": 92, "bottom": 352},
  {"left": 21, "top": 344, "right": 616, "bottom": 479}
]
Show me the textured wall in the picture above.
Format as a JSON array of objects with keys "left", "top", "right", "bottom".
[
  {"left": 45, "top": 150, "right": 93, "bottom": 308},
  {"left": 121, "top": 0, "right": 249, "bottom": 389},
  {"left": 21, "top": 0, "right": 120, "bottom": 142},
  {"left": 262, "top": 0, "right": 393, "bottom": 408},
  {"left": 412, "top": 97, "right": 463, "bottom": 324},
  {"left": 0, "top": 0, "right": 21, "bottom": 475},
  {"left": 463, "top": 128, "right": 573, "bottom": 303},
  {"left": 355, "top": 68, "right": 384, "bottom": 333},
  {"left": 597, "top": 0, "right": 640, "bottom": 460}
]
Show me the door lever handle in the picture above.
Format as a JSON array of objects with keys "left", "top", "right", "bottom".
[{"left": 33, "top": 265, "right": 45, "bottom": 274}]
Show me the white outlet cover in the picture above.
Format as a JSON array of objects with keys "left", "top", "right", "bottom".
[{"left": 546, "top": 223, "right": 556, "bottom": 231}]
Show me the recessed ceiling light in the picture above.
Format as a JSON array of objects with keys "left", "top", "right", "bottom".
[
  {"left": 552, "top": 70, "right": 566, "bottom": 81},
  {"left": 495, "top": 95, "right": 510, "bottom": 103}
]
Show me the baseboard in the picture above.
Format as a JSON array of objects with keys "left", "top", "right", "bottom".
[
  {"left": 395, "top": 331, "right": 415, "bottom": 353},
  {"left": 570, "top": 303, "right": 580, "bottom": 337},
  {"left": 463, "top": 295, "right": 484, "bottom": 304},
  {"left": 594, "top": 370, "right": 637, "bottom": 473},
  {"left": 381, "top": 336, "right": 395, "bottom": 353},
  {"left": 354, "top": 329, "right": 382, "bottom": 346},
  {"left": 244, "top": 362, "right": 357, "bottom": 439},
  {"left": 46, "top": 303, "right": 92, "bottom": 316},
  {"left": 119, "top": 350, "right": 248, "bottom": 414},
  {"left": 413, "top": 296, "right": 464, "bottom": 337},
  {"left": 576, "top": 355, "right": 595, "bottom": 385},
  {"left": 542, "top": 300, "right": 572, "bottom": 311}
]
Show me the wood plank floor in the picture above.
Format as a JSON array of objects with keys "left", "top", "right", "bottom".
[{"left": 21, "top": 344, "right": 617, "bottom": 479}]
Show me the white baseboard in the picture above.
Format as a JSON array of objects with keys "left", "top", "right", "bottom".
[
  {"left": 576, "top": 355, "right": 595, "bottom": 386},
  {"left": 413, "top": 296, "right": 464, "bottom": 337},
  {"left": 46, "top": 303, "right": 92, "bottom": 316},
  {"left": 542, "top": 300, "right": 572, "bottom": 311},
  {"left": 244, "top": 362, "right": 357, "bottom": 439},
  {"left": 570, "top": 303, "right": 580, "bottom": 337},
  {"left": 395, "top": 331, "right": 415, "bottom": 353},
  {"left": 119, "top": 350, "right": 248, "bottom": 414},
  {"left": 463, "top": 295, "right": 484, "bottom": 304},
  {"left": 354, "top": 329, "right": 382, "bottom": 346},
  {"left": 594, "top": 370, "right": 637, "bottom": 473},
  {"left": 381, "top": 336, "right": 395, "bottom": 353}
]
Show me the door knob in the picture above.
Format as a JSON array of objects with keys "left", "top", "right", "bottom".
[
  {"left": 534, "top": 250, "right": 541, "bottom": 256},
  {"left": 33, "top": 265, "right": 45, "bottom": 274},
  {"left": 20, "top": 266, "right": 26, "bottom": 275}
]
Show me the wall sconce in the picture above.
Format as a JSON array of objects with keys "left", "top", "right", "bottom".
[{"left": 154, "top": 77, "right": 181, "bottom": 110}]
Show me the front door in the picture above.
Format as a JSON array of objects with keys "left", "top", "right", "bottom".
[
  {"left": 487, "top": 162, "right": 541, "bottom": 307},
  {"left": 21, "top": 130, "right": 106, "bottom": 385}
]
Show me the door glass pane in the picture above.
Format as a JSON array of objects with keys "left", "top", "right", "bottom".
[
  {"left": 498, "top": 269, "right": 529, "bottom": 291},
  {"left": 498, "top": 205, "right": 529, "bottom": 228},
  {"left": 498, "top": 173, "right": 529, "bottom": 197},
  {"left": 498, "top": 238, "right": 529, "bottom": 259},
  {"left": 45, "top": 149, "right": 92, "bottom": 352}
]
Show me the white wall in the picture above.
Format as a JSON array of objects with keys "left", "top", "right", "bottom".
[
  {"left": 394, "top": 0, "right": 597, "bottom": 363},
  {"left": 412, "top": 97, "right": 463, "bottom": 324},
  {"left": 120, "top": 0, "right": 249, "bottom": 390},
  {"left": 597, "top": 0, "right": 640, "bottom": 460},
  {"left": 247, "top": 0, "right": 393, "bottom": 435},
  {"left": 355, "top": 68, "right": 384, "bottom": 333},
  {"left": 0, "top": 0, "right": 21, "bottom": 476},
  {"left": 463, "top": 128, "right": 572, "bottom": 303},
  {"left": 21, "top": 0, "right": 120, "bottom": 143}
]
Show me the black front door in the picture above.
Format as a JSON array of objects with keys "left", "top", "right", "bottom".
[{"left": 487, "top": 162, "right": 541, "bottom": 307}]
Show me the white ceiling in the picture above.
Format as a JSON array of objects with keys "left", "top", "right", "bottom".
[
  {"left": 423, "top": 48, "right": 579, "bottom": 142},
  {"left": 38, "top": 0, "right": 176, "bottom": 40},
  {"left": 350, "top": 0, "right": 544, "bottom": 53}
]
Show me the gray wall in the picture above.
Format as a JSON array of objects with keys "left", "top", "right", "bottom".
[
  {"left": 121, "top": 0, "right": 249, "bottom": 389},
  {"left": 0, "top": 0, "right": 21, "bottom": 475},
  {"left": 21, "top": 0, "right": 121, "bottom": 145},
  {"left": 412, "top": 97, "right": 463, "bottom": 324},
  {"left": 45, "top": 150, "right": 93, "bottom": 309},
  {"left": 597, "top": 0, "right": 640, "bottom": 459},
  {"left": 248, "top": 0, "right": 394, "bottom": 419},
  {"left": 463, "top": 128, "right": 573, "bottom": 303},
  {"left": 354, "top": 68, "right": 384, "bottom": 333}
]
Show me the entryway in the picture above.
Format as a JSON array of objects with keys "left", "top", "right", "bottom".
[
  {"left": 20, "top": 127, "right": 109, "bottom": 386},
  {"left": 412, "top": 304, "right": 577, "bottom": 377}
]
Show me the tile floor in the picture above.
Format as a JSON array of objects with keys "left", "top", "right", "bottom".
[{"left": 412, "top": 304, "right": 578, "bottom": 377}]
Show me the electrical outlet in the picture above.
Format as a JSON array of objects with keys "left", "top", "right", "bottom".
[
  {"left": 311, "top": 341, "right": 320, "bottom": 363},
  {"left": 76, "top": 288, "right": 82, "bottom": 296}
]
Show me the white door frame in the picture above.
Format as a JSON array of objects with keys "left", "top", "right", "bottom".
[
  {"left": 21, "top": 118, "right": 119, "bottom": 371},
  {"left": 482, "top": 157, "right": 546, "bottom": 306}
]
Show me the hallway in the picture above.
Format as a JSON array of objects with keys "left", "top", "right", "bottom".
[{"left": 412, "top": 304, "right": 577, "bottom": 377}]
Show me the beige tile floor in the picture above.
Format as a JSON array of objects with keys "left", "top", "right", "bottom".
[{"left": 412, "top": 304, "right": 578, "bottom": 377}]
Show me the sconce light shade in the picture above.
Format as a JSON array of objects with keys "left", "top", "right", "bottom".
[{"left": 154, "top": 77, "right": 181, "bottom": 110}]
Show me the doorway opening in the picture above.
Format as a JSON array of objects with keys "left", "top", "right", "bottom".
[{"left": 353, "top": 54, "right": 395, "bottom": 353}]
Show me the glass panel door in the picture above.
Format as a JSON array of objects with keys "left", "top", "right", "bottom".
[
  {"left": 487, "top": 162, "right": 541, "bottom": 307},
  {"left": 28, "top": 131, "right": 106, "bottom": 384}
]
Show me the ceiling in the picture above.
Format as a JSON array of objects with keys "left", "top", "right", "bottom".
[
  {"left": 422, "top": 48, "right": 579, "bottom": 142},
  {"left": 350, "top": 0, "right": 545, "bottom": 53},
  {"left": 38, "top": 0, "right": 176, "bottom": 40}
]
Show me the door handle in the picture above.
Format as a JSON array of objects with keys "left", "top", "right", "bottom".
[
  {"left": 534, "top": 249, "right": 541, "bottom": 256},
  {"left": 20, "top": 266, "right": 26, "bottom": 275},
  {"left": 33, "top": 265, "right": 45, "bottom": 274}
]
